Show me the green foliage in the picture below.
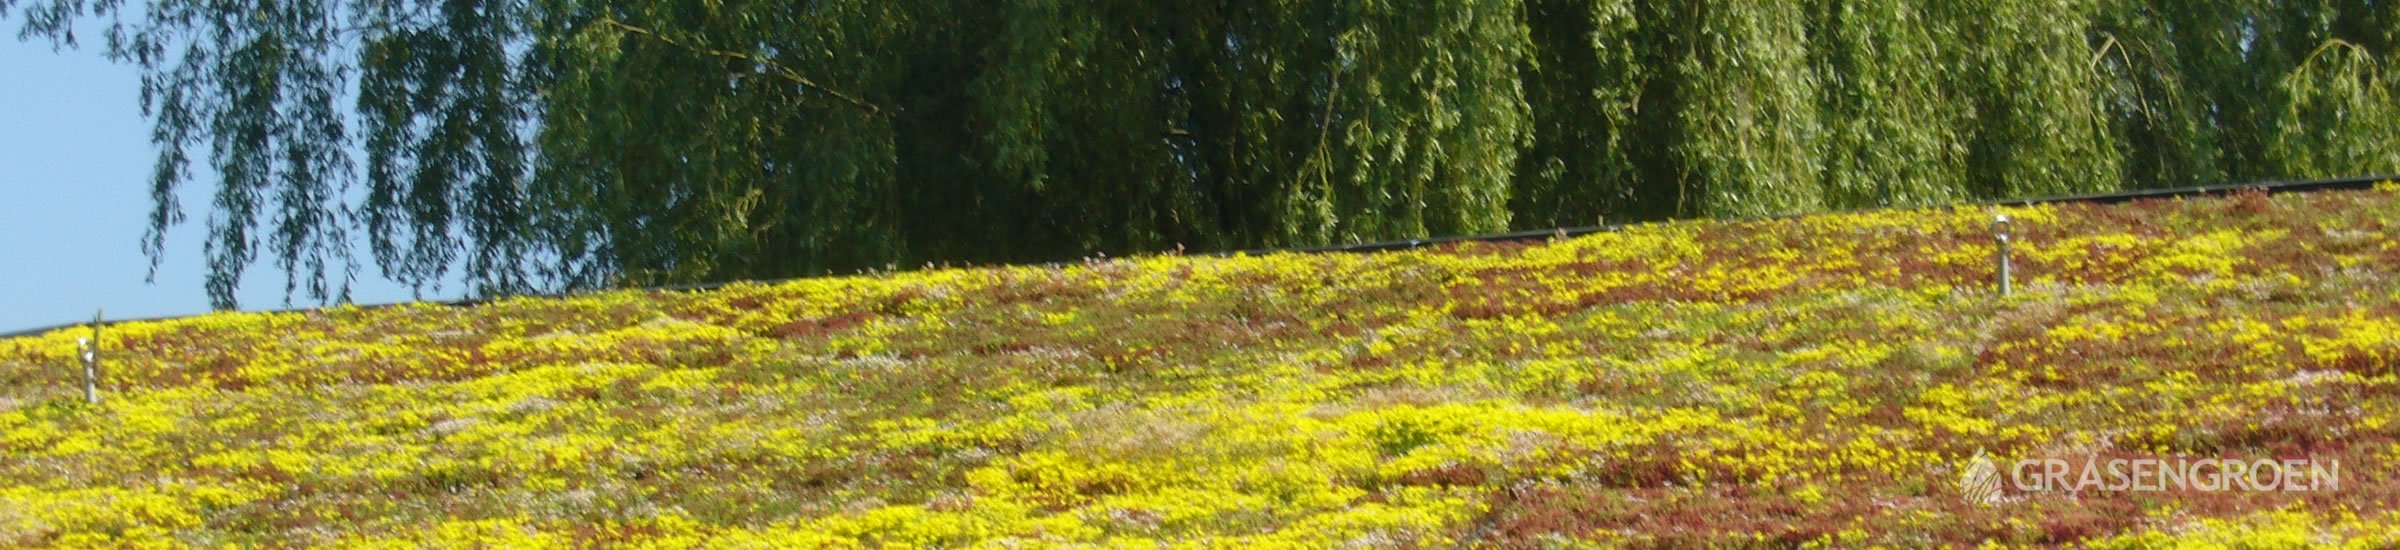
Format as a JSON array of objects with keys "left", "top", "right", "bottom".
[
  {"left": 1811, "top": 0, "right": 1967, "bottom": 208},
  {"left": 1313, "top": 0, "right": 1532, "bottom": 242},
  {"left": 1511, "top": 0, "right": 1644, "bottom": 227},
  {"left": 1662, "top": 1, "right": 1826, "bottom": 217},
  {"left": 4, "top": 0, "right": 2397, "bottom": 305},
  {"left": 1940, "top": 0, "right": 2125, "bottom": 199},
  {"left": 2270, "top": 40, "right": 2400, "bottom": 178}
]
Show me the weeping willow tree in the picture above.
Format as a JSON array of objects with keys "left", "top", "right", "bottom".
[
  {"left": 1309, "top": 0, "right": 1532, "bottom": 242},
  {"left": 1510, "top": 0, "right": 1644, "bottom": 227},
  {"left": 2260, "top": 0, "right": 2400, "bottom": 179},
  {"left": 1811, "top": 0, "right": 1968, "bottom": 208},
  {"left": 4, "top": 0, "right": 2396, "bottom": 306},
  {"left": 355, "top": 0, "right": 539, "bottom": 296},
  {"left": 1937, "top": 0, "right": 2127, "bottom": 199},
  {"left": 1515, "top": 0, "right": 1833, "bottom": 222},
  {"left": 2270, "top": 39, "right": 2400, "bottom": 178},
  {"left": 1657, "top": 1, "right": 1826, "bottom": 217},
  {"left": 6, "top": 0, "right": 373, "bottom": 306},
  {"left": 525, "top": 1, "right": 927, "bottom": 289},
  {"left": 2088, "top": 0, "right": 2248, "bottom": 189}
]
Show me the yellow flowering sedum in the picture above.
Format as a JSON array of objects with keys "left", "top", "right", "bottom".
[{"left": 4, "top": 188, "right": 2399, "bottom": 546}]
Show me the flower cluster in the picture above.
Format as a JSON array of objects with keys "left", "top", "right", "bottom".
[{"left": 3, "top": 186, "right": 2398, "bottom": 546}]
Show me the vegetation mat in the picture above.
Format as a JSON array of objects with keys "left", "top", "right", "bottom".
[{"left": 6, "top": 186, "right": 2400, "bottom": 547}]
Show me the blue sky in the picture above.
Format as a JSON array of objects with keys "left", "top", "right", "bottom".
[{"left": 0, "top": 38, "right": 457, "bottom": 334}]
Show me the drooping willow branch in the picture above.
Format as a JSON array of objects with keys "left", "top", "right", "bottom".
[{"left": 597, "top": 18, "right": 883, "bottom": 116}]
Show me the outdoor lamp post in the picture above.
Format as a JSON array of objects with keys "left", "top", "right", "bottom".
[
  {"left": 78, "top": 338, "right": 99, "bottom": 404},
  {"left": 79, "top": 309, "right": 102, "bottom": 405},
  {"left": 1994, "top": 213, "right": 2013, "bottom": 297}
]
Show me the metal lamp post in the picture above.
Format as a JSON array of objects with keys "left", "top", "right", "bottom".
[
  {"left": 79, "top": 310, "right": 102, "bottom": 405},
  {"left": 1994, "top": 213, "right": 2013, "bottom": 297}
]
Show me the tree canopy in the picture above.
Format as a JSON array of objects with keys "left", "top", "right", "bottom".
[{"left": 7, "top": 0, "right": 2397, "bottom": 307}]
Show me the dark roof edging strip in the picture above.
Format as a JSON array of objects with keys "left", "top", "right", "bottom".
[{"left": 4, "top": 173, "right": 2392, "bottom": 339}]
